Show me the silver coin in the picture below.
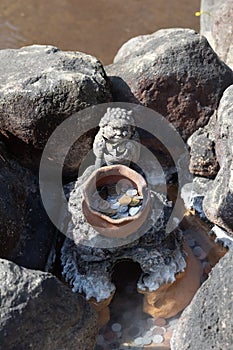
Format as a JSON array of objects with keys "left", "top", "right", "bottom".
[
  {"left": 134, "top": 337, "right": 144, "bottom": 346},
  {"left": 108, "top": 195, "right": 118, "bottom": 203},
  {"left": 187, "top": 238, "right": 196, "bottom": 247},
  {"left": 118, "top": 212, "right": 129, "bottom": 219},
  {"left": 126, "top": 188, "right": 138, "bottom": 197},
  {"left": 119, "top": 205, "right": 128, "bottom": 213},
  {"left": 116, "top": 179, "right": 132, "bottom": 194},
  {"left": 152, "top": 326, "right": 166, "bottom": 335},
  {"left": 142, "top": 336, "right": 152, "bottom": 345},
  {"left": 110, "top": 202, "right": 120, "bottom": 210},
  {"left": 111, "top": 323, "right": 122, "bottom": 332},
  {"left": 152, "top": 334, "right": 164, "bottom": 344},
  {"left": 129, "top": 206, "right": 141, "bottom": 216},
  {"left": 98, "top": 200, "right": 110, "bottom": 211}
]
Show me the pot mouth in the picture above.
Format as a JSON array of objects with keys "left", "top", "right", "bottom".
[{"left": 82, "top": 164, "right": 150, "bottom": 225}]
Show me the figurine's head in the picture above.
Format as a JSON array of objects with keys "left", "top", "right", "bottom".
[{"left": 99, "top": 107, "right": 136, "bottom": 140}]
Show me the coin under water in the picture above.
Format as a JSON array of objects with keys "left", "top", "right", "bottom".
[{"left": 152, "top": 334, "right": 164, "bottom": 344}]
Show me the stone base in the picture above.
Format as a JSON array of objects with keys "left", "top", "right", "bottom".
[{"left": 138, "top": 244, "right": 202, "bottom": 319}]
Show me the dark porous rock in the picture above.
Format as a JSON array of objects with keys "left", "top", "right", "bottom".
[
  {"left": 0, "top": 45, "right": 111, "bottom": 176},
  {"left": 188, "top": 112, "right": 219, "bottom": 178},
  {"left": 0, "top": 259, "right": 98, "bottom": 350},
  {"left": 171, "top": 248, "right": 233, "bottom": 350},
  {"left": 106, "top": 28, "right": 233, "bottom": 140},
  {"left": 0, "top": 143, "right": 55, "bottom": 269},
  {"left": 203, "top": 85, "right": 233, "bottom": 236},
  {"left": 200, "top": 0, "right": 233, "bottom": 69}
]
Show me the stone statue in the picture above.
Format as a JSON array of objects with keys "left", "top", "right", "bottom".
[
  {"left": 59, "top": 106, "right": 197, "bottom": 320},
  {"left": 93, "top": 107, "right": 141, "bottom": 168}
]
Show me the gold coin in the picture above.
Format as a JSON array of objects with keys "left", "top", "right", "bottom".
[{"left": 118, "top": 195, "right": 132, "bottom": 205}]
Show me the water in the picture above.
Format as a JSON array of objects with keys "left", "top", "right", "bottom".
[
  {"left": 94, "top": 214, "right": 226, "bottom": 350},
  {"left": 0, "top": 0, "right": 200, "bottom": 64}
]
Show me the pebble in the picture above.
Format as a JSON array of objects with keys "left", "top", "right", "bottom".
[
  {"left": 111, "top": 323, "right": 122, "bottom": 332},
  {"left": 152, "top": 334, "right": 164, "bottom": 344}
]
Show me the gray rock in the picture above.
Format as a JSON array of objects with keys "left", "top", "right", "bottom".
[
  {"left": 200, "top": 0, "right": 233, "bottom": 69},
  {"left": 0, "top": 259, "right": 98, "bottom": 350},
  {"left": 106, "top": 28, "right": 233, "bottom": 140},
  {"left": 188, "top": 112, "right": 219, "bottom": 178},
  {"left": 0, "top": 142, "right": 55, "bottom": 269},
  {"left": 181, "top": 176, "right": 213, "bottom": 218},
  {"left": 203, "top": 85, "right": 233, "bottom": 236},
  {"left": 0, "top": 45, "right": 112, "bottom": 176},
  {"left": 171, "top": 248, "right": 233, "bottom": 350}
]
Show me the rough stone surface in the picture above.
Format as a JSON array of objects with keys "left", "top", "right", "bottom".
[
  {"left": 106, "top": 28, "right": 233, "bottom": 140},
  {"left": 0, "top": 142, "right": 55, "bottom": 269},
  {"left": 0, "top": 45, "right": 112, "bottom": 176},
  {"left": 171, "top": 248, "right": 233, "bottom": 350},
  {"left": 0, "top": 259, "right": 98, "bottom": 350},
  {"left": 203, "top": 85, "right": 233, "bottom": 235},
  {"left": 200, "top": 0, "right": 233, "bottom": 69},
  {"left": 181, "top": 176, "right": 213, "bottom": 218},
  {"left": 188, "top": 112, "right": 219, "bottom": 178}
]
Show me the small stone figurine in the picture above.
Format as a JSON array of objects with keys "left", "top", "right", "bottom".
[{"left": 93, "top": 107, "right": 141, "bottom": 168}]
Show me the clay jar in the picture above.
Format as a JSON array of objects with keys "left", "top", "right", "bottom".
[{"left": 82, "top": 164, "right": 150, "bottom": 238}]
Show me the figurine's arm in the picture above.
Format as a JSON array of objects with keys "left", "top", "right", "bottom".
[{"left": 93, "top": 131, "right": 105, "bottom": 168}]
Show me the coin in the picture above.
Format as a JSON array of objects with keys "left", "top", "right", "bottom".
[
  {"left": 119, "top": 205, "right": 129, "bottom": 213},
  {"left": 116, "top": 179, "right": 132, "bottom": 194},
  {"left": 129, "top": 197, "right": 140, "bottom": 206},
  {"left": 110, "top": 202, "right": 120, "bottom": 210},
  {"left": 129, "top": 206, "right": 141, "bottom": 216},
  {"left": 134, "top": 337, "right": 144, "bottom": 346},
  {"left": 98, "top": 200, "right": 110, "bottom": 211},
  {"left": 187, "top": 238, "right": 196, "bottom": 247},
  {"left": 119, "top": 194, "right": 132, "bottom": 205},
  {"left": 152, "top": 334, "right": 164, "bottom": 344},
  {"left": 152, "top": 326, "right": 166, "bottom": 335},
  {"left": 154, "top": 318, "right": 167, "bottom": 327},
  {"left": 193, "top": 246, "right": 207, "bottom": 260},
  {"left": 141, "top": 336, "right": 152, "bottom": 345},
  {"left": 128, "top": 326, "right": 141, "bottom": 337},
  {"left": 111, "top": 323, "right": 122, "bottom": 332},
  {"left": 126, "top": 188, "right": 138, "bottom": 197}
]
